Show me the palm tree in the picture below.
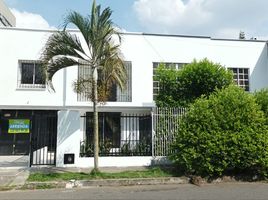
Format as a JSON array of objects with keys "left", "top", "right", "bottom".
[{"left": 41, "top": 0, "right": 127, "bottom": 170}]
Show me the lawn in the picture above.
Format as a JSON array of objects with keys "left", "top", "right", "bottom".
[{"left": 28, "top": 167, "right": 175, "bottom": 182}]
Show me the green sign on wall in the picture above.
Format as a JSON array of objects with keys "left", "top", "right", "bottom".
[{"left": 8, "top": 119, "right": 30, "bottom": 134}]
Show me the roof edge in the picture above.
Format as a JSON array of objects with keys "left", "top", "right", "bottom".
[{"left": 0, "top": 27, "right": 267, "bottom": 43}]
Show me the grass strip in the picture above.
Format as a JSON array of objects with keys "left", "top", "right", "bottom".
[{"left": 28, "top": 167, "right": 174, "bottom": 182}]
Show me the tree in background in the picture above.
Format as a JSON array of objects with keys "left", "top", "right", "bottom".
[
  {"left": 155, "top": 59, "right": 233, "bottom": 107},
  {"left": 41, "top": 0, "right": 126, "bottom": 171}
]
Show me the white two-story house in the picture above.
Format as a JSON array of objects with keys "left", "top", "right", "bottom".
[{"left": 0, "top": 26, "right": 268, "bottom": 168}]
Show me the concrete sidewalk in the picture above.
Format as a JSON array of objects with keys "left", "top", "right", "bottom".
[
  {"left": 0, "top": 168, "right": 29, "bottom": 187},
  {"left": 0, "top": 156, "right": 29, "bottom": 187}
]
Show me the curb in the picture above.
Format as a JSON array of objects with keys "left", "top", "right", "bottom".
[
  {"left": 24, "top": 177, "right": 190, "bottom": 189},
  {"left": 76, "top": 177, "right": 190, "bottom": 188},
  {"left": 21, "top": 182, "right": 66, "bottom": 190}
]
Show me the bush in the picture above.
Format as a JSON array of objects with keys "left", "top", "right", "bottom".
[
  {"left": 154, "top": 63, "right": 180, "bottom": 107},
  {"left": 155, "top": 58, "right": 233, "bottom": 107},
  {"left": 255, "top": 88, "right": 268, "bottom": 123},
  {"left": 170, "top": 85, "right": 268, "bottom": 177}
]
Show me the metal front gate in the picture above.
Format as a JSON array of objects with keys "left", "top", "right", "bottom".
[
  {"left": 30, "top": 111, "right": 57, "bottom": 166},
  {"left": 152, "top": 107, "right": 186, "bottom": 156},
  {"left": 0, "top": 110, "right": 31, "bottom": 155}
]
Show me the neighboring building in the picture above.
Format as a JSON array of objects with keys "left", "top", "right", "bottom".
[
  {"left": 0, "top": 27, "right": 268, "bottom": 168},
  {"left": 0, "top": 0, "right": 15, "bottom": 27}
]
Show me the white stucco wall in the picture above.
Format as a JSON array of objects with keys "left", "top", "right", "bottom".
[
  {"left": 56, "top": 110, "right": 83, "bottom": 167},
  {"left": 72, "top": 157, "right": 153, "bottom": 168},
  {"left": 0, "top": 28, "right": 64, "bottom": 108}
]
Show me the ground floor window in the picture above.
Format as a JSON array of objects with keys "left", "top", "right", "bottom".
[
  {"left": 86, "top": 112, "right": 121, "bottom": 149},
  {"left": 80, "top": 112, "right": 152, "bottom": 157}
]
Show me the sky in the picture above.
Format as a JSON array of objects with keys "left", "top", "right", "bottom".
[{"left": 4, "top": 0, "right": 268, "bottom": 40}]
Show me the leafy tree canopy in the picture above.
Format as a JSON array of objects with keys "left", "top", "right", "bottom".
[{"left": 155, "top": 58, "right": 233, "bottom": 107}]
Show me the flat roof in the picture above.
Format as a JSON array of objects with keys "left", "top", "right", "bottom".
[{"left": 0, "top": 26, "right": 266, "bottom": 43}]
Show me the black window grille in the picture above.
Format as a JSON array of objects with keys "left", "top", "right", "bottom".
[
  {"left": 18, "top": 60, "right": 46, "bottom": 89},
  {"left": 77, "top": 61, "right": 132, "bottom": 102},
  {"left": 80, "top": 112, "right": 152, "bottom": 157}
]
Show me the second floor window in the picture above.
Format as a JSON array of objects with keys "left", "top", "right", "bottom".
[
  {"left": 153, "top": 62, "right": 187, "bottom": 100},
  {"left": 228, "top": 68, "right": 249, "bottom": 91},
  {"left": 77, "top": 61, "right": 132, "bottom": 102},
  {"left": 18, "top": 60, "right": 46, "bottom": 89}
]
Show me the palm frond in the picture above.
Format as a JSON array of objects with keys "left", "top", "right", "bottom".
[
  {"left": 44, "top": 56, "right": 80, "bottom": 81},
  {"left": 41, "top": 31, "right": 85, "bottom": 62},
  {"left": 99, "top": 49, "right": 127, "bottom": 93},
  {"left": 41, "top": 30, "right": 90, "bottom": 91},
  {"left": 73, "top": 76, "right": 93, "bottom": 100},
  {"left": 63, "top": 11, "right": 91, "bottom": 49}
]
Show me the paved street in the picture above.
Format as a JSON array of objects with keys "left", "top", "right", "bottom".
[{"left": 0, "top": 183, "right": 268, "bottom": 200}]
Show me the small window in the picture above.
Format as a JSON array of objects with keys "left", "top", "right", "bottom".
[
  {"left": 228, "top": 68, "right": 250, "bottom": 91},
  {"left": 18, "top": 60, "right": 46, "bottom": 89}
]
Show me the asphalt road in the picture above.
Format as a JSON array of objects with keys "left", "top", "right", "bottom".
[{"left": 0, "top": 183, "right": 268, "bottom": 200}]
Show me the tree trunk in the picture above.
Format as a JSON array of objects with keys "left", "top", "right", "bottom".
[{"left": 92, "top": 68, "right": 99, "bottom": 170}]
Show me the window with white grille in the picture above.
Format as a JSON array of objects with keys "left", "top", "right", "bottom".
[
  {"left": 153, "top": 62, "right": 186, "bottom": 100},
  {"left": 228, "top": 68, "right": 249, "bottom": 91}
]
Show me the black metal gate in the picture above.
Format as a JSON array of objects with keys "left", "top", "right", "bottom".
[
  {"left": 0, "top": 110, "right": 31, "bottom": 155},
  {"left": 80, "top": 112, "right": 152, "bottom": 157},
  {"left": 30, "top": 111, "right": 57, "bottom": 166}
]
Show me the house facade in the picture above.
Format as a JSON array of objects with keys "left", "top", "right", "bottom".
[{"left": 0, "top": 27, "right": 268, "bottom": 168}]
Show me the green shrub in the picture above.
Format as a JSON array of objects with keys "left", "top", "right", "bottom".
[
  {"left": 255, "top": 88, "right": 268, "bottom": 123},
  {"left": 155, "top": 59, "right": 233, "bottom": 107},
  {"left": 170, "top": 85, "right": 268, "bottom": 177},
  {"left": 154, "top": 63, "right": 180, "bottom": 107}
]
